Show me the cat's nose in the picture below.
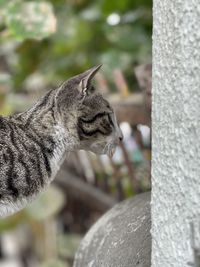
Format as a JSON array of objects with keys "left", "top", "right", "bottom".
[{"left": 118, "top": 129, "right": 123, "bottom": 142}]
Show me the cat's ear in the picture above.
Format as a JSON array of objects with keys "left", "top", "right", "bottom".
[{"left": 78, "top": 65, "right": 102, "bottom": 98}]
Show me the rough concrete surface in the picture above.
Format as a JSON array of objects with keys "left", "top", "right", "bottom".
[
  {"left": 152, "top": 0, "right": 200, "bottom": 266},
  {"left": 73, "top": 192, "right": 151, "bottom": 267}
]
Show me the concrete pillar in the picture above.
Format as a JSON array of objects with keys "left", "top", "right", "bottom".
[{"left": 152, "top": 0, "right": 200, "bottom": 266}]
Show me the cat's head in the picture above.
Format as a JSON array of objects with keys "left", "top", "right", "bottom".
[{"left": 56, "top": 65, "right": 123, "bottom": 157}]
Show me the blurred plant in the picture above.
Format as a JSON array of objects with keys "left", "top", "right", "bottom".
[
  {"left": 58, "top": 234, "right": 82, "bottom": 261},
  {"left": 0, "top": 185, "right": 65, "bottom": 230},
  {"left": 0, "top": 0, "right": 152, "bottom": 92},
  {"left": 25, "top": 185, "right": 65, "bottom": 221},
  {"left": 0, "top": 0, "right": 56, "bottom": 40}
]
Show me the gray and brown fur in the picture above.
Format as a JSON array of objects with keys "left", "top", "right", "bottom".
[{"left": 0, "top": 66, "right": 123, "bottom": 217}]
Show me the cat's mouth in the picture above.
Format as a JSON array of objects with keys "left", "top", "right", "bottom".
[
  {"left": 89, "top": 141, "right": 117, "bottom": 158},
  {"left": 103, "top": 143, "right": 116, "bottom": 158}
]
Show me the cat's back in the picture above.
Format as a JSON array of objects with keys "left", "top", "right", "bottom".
[
  {"left": 0, "top": 115, "right": 26, "bottom": 158},
  {"left": 0, "top": 116, "right": 12, "bottom": 160},
  {"left": 0, "top": 115, "right": 10, "bottom": 139},
  {"left": 0, "top": 115, "right": 51, "bottom": 217}
]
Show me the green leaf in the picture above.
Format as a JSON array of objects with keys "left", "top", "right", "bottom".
[
  {"left": 4, "top": 1, "right": 57, "bottom": 40},
  {"left": 0, "top": 211, "right": 26, "bottom": 232}
]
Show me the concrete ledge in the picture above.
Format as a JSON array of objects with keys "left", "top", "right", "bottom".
[{"left": 73, "top": 192, "right": 151, "bottom": 267}]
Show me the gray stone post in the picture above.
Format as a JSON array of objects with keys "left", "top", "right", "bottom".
[{"left": 152, "top": 0, "right": 200, "bottom": 266}]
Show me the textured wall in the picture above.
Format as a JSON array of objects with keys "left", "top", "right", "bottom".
[{"left": 152, "top": 0, "right": 200, "bottom": 266}]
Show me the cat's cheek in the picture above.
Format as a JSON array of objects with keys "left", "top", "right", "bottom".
[
  {"left": 87, "top": 143, "right": 105, "bottom": 155},
  {"left": 106, "top": 146, "right": 116, "bottom": 158}
]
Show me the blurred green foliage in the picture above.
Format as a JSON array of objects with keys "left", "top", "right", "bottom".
[
  {"left": 0, "top": 0, "right": 152, "bottom": 91},
  {"left": 0, "top": 1, "right": 56, "bottom": 40},
  {"left": 0, "top": 185, "right": 65, "bottom": 232},
  {"left": 58, "top": 234, "right": 82, "bottom": 260}
]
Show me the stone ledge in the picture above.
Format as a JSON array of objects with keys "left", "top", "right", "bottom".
[{"left": 73, "top": 192, "right": 151, "bottom": 267}]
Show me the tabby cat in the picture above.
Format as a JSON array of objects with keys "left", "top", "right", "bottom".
[{"left": 0, "top": 66, "right": 123, "bottom": 217}]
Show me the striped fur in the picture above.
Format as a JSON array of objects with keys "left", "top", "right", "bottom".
[{"left": 0, "top": 66, "right": 123, "bottom": 217}]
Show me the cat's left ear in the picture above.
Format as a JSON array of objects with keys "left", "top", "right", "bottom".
[{"left": 78, "top": 65, "right": 102, "bottom": 98}]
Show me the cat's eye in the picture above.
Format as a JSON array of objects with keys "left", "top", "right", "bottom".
[{"left": 107, "top": 114, "right": 114, "bottom": 127}]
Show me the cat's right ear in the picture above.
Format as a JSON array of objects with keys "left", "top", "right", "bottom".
[{"left": 78, "top": 65, "right": 102, "bottom": 99}]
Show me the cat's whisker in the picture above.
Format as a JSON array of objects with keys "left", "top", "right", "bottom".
[
  {"left": 103, "top": 142, "right": 110, "bottom": 154},
  {"left": 103, "top": 142, "right": 112, "bottom": 158}
]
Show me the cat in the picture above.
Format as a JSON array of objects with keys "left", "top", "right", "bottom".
[{"left": 0, "top": 65, "right": 123, "bottom": 218}]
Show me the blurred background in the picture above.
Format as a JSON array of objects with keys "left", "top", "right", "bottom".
[{"left": 0, "top": 0, "right": 152, "bottom": 266}]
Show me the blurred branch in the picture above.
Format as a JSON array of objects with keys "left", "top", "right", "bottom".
[
  {"left": 109, "top": 93, "right": 151, "bottom": 126},
  {"left": 119, "top": 142, "right": 140, "bottom": 193},
  {"left": 109, "top": 157, "right": 125, "bottom": 201},
  {"left": 55, "top": 169, "right": 117, "bottom": 212}
]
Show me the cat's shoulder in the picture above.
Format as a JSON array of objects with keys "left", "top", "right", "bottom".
[
  {"left": 0, "top": 115, "right": 11, "bottom": 135},
  {"left": 0, "top": 115, "right": 9, "bottom": 127}
]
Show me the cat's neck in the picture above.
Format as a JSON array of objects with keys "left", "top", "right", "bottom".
[
  {"left": 10, "top": 92, "right": 79, "bottom": 177},
  {"left": 49, "top": 123, "right": 78, "bottom": 178},
  {"left": 12, "top": 89, "right": 56, "bottom": 126}
]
